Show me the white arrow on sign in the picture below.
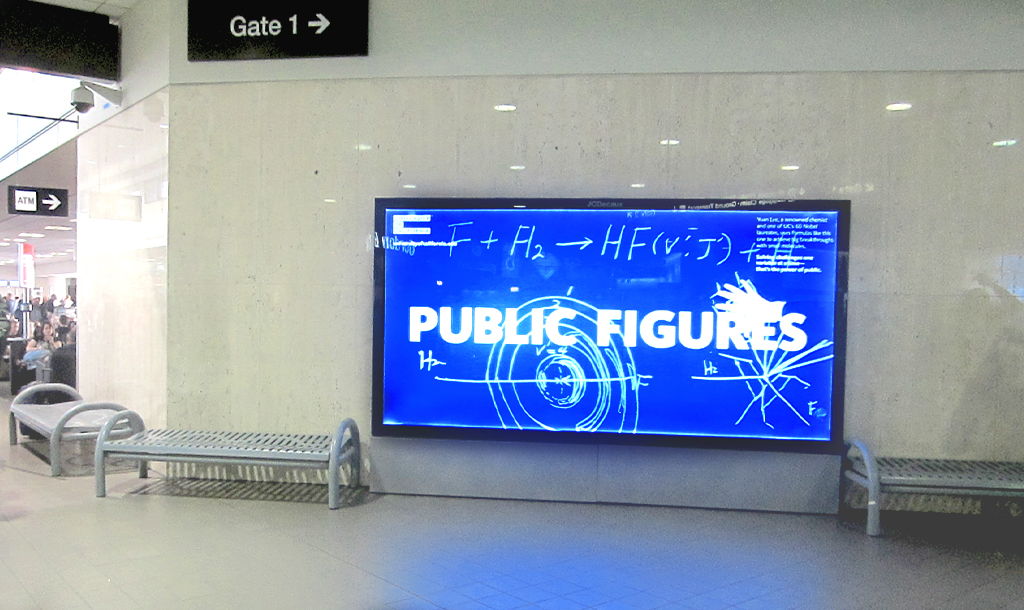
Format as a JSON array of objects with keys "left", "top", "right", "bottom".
[
  {"left": 555, "top": 237, "right": 594, "bottom": 250},
  {"left": 44, "top": 194, "right": 62, "bottom": 210},
  {"left": 308, "top": 13, "right": 330, "bottom": 34}
]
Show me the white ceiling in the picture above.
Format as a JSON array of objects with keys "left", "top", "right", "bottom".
[{"left": 34, "top": 0, "right": 142, "bottom": 19}]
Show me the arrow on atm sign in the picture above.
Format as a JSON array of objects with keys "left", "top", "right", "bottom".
[{"left": 7, "top": 186, "right": 69, "bottom": 217}]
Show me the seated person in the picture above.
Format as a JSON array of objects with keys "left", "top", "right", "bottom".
[
  {"left": 50, "top": 325, "right": 77, "bottom": 388},
  {"left": 24, "top": 322, "right": 62, "bottom": 368},
  {"left": 6, "top": 316, "right": 21, "bottom": 340},
  {"left": 55, "top": 315, "right": 72, "bottom": 344}
]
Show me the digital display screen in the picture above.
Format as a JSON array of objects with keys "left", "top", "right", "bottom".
[{"left": 372, "top": 198, "right": 849, "bottom": 453}]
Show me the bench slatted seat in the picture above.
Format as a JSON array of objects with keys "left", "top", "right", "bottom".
[
  {"left": 844, "top": 440, "right": 1024, "bottom": 536},
  {"left": 111, "top": 430, "right": 336, "bottom": 461},
  {"left": 95, "top": 412, "right": 361, "bottom": 509}
]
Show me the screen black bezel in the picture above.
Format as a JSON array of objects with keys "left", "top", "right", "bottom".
[{"left": 372, "top": 197, "right": 850, "bottom": 455}]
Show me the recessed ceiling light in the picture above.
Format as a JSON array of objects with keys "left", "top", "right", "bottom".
[
  {"left": 43, "top": 226, "right": 73, "bottom": 231},
  {"left": 993, "top": 139, "right": 1017, "bottom": 147},
  {"left": 514, "top": 205, "right": 526, "bottom": 208},
  {"left": 781, "top": 165, "right": 800, "bottom": 171},
  {"left": 510, "top": 165, "right": 526, "bottom": 170},
  {"left": 323, "top": 199, "right": 337, "bottom": 203},
  {"left": 0, "top": 244, "right": 9, "bottom": 247},
  {"left": 885, "top": 102, "right": 912, "bottom": 111},
  {"left": 494, "top": 104, "right": 517, "bottom": 112},
  {"left": 630, "top": 183, "right": 646, "bottom": 188},
  {"left": 12, "top": 239, "right": 26, "bottom": 242},
  {"left": 660, "top": 139, "right": 680, "bottom": 146},
  {"left": 159, "top": 124, "right": 169, "bottom": 129},
  {"left": 510, "top": 287, "right": 519, "bottom": 292},
  {"left": 403, "top": 184, "right": 417, "bottom": 189},
  {"left": 57, "top": 252, "right": 68, "bottom": 256},
  {"left": 355, "top": 144, "right": 373, "bottom": 151},
  {"left": 19, "top": 233, "right": 44, "bottom": 238}
]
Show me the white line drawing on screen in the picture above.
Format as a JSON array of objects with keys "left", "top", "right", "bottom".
[
  {"left": 418, "top": 350, "right": 445, "bottom": 371},
  {"left": 776, "top": 232, "right": 798, "bottom": 260},
  {"left": 555, "top": 238, "right": 593, "bottom": 250},
  {"left": 450, "top": 220, "right": 730, "bottom": 264},
  {"left": 448, "top": 222, "right": 473, "bottom": 256},
  {"left": 509, "top": 225, "right": 536, "bottom": 257},
  {"left": 692, "top": 275, "right": 833, "bottom": 429},
  {"left": 807, "top": 400, "right": 825, "bottom": 418},
  {"left": 744, "top": 229, "right": 796, "bottom": 264},
  {"left": 550, "top": 225, "right": 727, "bottom": 261},
  {"left": 435, "top": 296, "right": 650, "bottom": 433},
  {"left": 695, "top": 233, "right": 732, "bottom": 264}
]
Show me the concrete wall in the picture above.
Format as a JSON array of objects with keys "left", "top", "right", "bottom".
[
  {"left": 165, "top": 72, "right": 1024, "bottom": 512},
  {"left": 165, "top": 0, "right": 1024, "bottom": 84},
  {"left": 70, "top": 0, "right": 1024, "bottom": 512}
]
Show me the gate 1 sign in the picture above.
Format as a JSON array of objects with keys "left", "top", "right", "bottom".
[
  {"left": 188, "top": 1, "right": 369, "bottom": 61},
  {"left": 372, "top": 198, "right": 850, "bottom": 454}
]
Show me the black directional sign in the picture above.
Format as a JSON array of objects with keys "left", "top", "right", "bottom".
[
  {"left": 188, "top": 1, "right": 369, "bottom": 61},
  {"left": 7, "top": 186, "right": 70, "bottom": 218},
  {"left": 0, "top": 1, "right": 120, "bottom": 81}
]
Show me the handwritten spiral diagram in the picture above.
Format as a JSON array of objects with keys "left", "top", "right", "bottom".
[{"left": 485, "top": 296, "right": 646, "bottom": 433}]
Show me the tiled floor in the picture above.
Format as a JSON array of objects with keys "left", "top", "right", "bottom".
[{"left": 2, "top": 394, "right": 1023, "bottom": 610}]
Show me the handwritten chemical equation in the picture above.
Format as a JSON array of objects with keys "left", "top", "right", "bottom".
[{"left": 438, "top": 222, "right": 734, "bottom": 265}]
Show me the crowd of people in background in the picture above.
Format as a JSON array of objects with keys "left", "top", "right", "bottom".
[
  {"left": 2, "top": 292, "right": 75, "bottom": 322},
  {"left": 0, "top": 292, "right": 77, "bottom": 387}
]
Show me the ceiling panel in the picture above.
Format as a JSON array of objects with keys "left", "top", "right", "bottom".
[{"left": 34, "top": 0, "right": 141, "bottom": 19}]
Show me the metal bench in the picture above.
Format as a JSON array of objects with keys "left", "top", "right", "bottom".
[
  {"left": 8, "top": 383, "right": 134, "bottom": 476},
  {"left": 843, "top": 440, "right": 1024, "bottom": 536},
  {"left": 94, "top": 412, "right": 361, "bottom": 509}
]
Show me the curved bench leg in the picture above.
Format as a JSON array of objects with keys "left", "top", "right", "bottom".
[
  {"left": 328, "top": 452, "right": 341, "bottom": 510},
  {"left": 95, "top": 446, "right": 107, "bottom": 497},
  {"left": 139, "top": 460, "right": 148, "bottom": 478},
  {"left": 848, "top": 440, "right": 883, "bottom": 537},
  {"left": 351, "top": 449, "right": 361, "bottom": 489},
  {"left": 9, "top": 412, "right": 17, "bottom": 446},
  {"left": 867, "top": 497, "right": 881, "bottom": 537},
  {"left": 50, "top": 433, "right": 63, "bottom": 477}
]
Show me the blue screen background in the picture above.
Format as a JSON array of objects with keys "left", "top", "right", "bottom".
[{"left": 380, "top": 205, "right": 840, "bottom": 442}]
